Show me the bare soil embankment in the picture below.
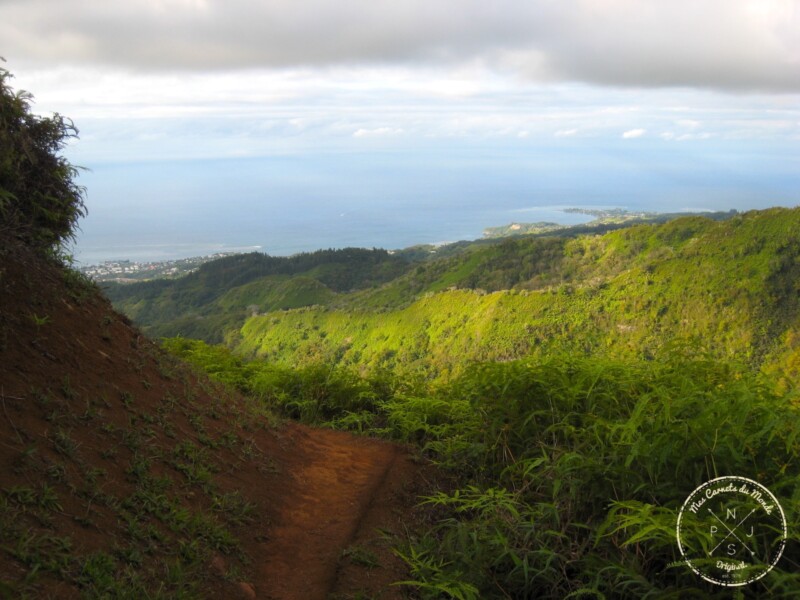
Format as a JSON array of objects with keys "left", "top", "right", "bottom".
[{"left": 0, "top": 242, "right": 427, "bottom": 598}]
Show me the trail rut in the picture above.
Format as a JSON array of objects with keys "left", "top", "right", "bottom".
[{"left": 254, "top": 425, "right": 419, "bottom": 599}]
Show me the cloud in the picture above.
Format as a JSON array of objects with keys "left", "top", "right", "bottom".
[
  {"left": 1, "top": 0, "right": 799, "bottom": 92},
  {"left": 352, "top": 127, "right": 404, "bottom": 138},
  {"left": 555, "top": 128, "right": 578, "bottom": 138},
  {"left": 622, "top": 128, "right": 646, "bottom": 139},
  {"left": 661, "top": 131, "right": 713, "bottom": 142}
]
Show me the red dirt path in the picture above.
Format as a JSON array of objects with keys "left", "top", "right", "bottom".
[
  {"left": 0, "top": 241, "right": 428, "bottom": 598},
  {"left": 254, "top": 425, "right": 417, "bottom": 600}
]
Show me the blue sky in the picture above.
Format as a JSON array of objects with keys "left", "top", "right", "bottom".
[{"left": 2, "top": 0, "right": 799, "bottom": 262}]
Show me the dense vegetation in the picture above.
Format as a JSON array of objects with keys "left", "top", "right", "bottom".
[
  {"left": 104, "top": 247, "right": 416, "bottom": 342},
  {"left": 153, "top": 205, "right": 800, "bottom": 597},
  {"left": 109, "top": 208, "right": 800, "bottom": 391},
  {"left": 104, "top": 209, "right": 740, "bottom": 345},
  {"left": 225, "top": 210, "right": 800, "bottom": 387},
  {"left": 167, "top": 338, "right": 800, "bottom": 598},
  {"left": 0, "top": 63, "right": 86, "bottom": 252}
]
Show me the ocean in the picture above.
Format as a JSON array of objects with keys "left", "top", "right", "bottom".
[{"left": 71, "top": 145, "right": 799, "bottom": 265}]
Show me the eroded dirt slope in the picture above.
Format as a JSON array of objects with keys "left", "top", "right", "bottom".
[{"left": 0, "top": 242, "right": 425, "bottom": 599}]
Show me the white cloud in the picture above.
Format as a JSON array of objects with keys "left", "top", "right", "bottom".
[
  {"left": 352, "top": 127, "right": 405, "bottom": 138},
  {"left": 7, "top": 60, "right": 797, "bottom": 165},
  {"left": 622, "top": 128, "right": 646, "bottom": 139},
  {"left": 1, "top": 0, "right": 799, "bottom": 92},
  {"left": 555, "top": 128, "right": 578, "bottom": 137}
]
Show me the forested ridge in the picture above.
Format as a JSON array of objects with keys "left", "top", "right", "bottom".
[
  {"left": 234, "top": 208, "right": 800, "bottom": 385},
  {"left": 109, "top": 208, "right": 800, "bottom": 389}
]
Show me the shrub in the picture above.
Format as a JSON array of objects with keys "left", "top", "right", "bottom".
[
  {"left": 0, "top": 63, "right": 86, "bottom": 251},
  {"left": 402, "top": 356, "right": 800, "bottom": 598}
]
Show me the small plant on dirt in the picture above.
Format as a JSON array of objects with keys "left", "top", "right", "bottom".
[
  {"left": 46, "top": 463, "right": 67, "bottom": 483},
  {"left": 217, "top": 430, "right": 238, "bottom": 450},
  {"left": 186, "top": 514, "right": 238, "bottom": 555},
  {"left": 29, "top": 313, "right": 50, "bottom": 327},
  {"left": 37, "top": 483, "right": 62, "bottom": 512},
  {"left": 78, "top": 397, "right": 103, "bottom": 422},
  {"left": 5, "top": 486, "right": 37, "bottom": 508},
  {"left": 112, "top": 544, "right": 143, "bottom": 569},
  {"left": 157, "top": 358, "right": 176, "bottom": 381},
  {"left": 120, "top": 390, "right": 134, "bottom": 408},
  {"left": 99, "top": 447, "right": 117, "bottom": 460},
  {"left": 75, "top": 551, "right": 118, "bottom": 594},
  {"left": 51, "top": 427, "right": 78, "bottom": 458},
  {"left": 32, "top": 388, "right": 51, "bottom": 407},
  {"left": 240, "top": 438, "right": 259, "bottom": 460},
  {"left": 187, "top": 413, "right": 206, "bottom": 435},
  {"left": 170, "top": 441, "right": 216, "bottom": 487},
  {"left": 83, "top": 467, "right": 105, "bottom": 487},
  {"left": 61, "top": 265, "right": 97, "bottom": 303},
  {"left": 341, "top": 545, "right": 381, "bottom": 569},
  {"left": 60, "top": 376, "right": 77, "bottom": 401},
  {"left": 44, "top": 407, "right": 65, "bottom": 424},
  {"left": 160, "top": 392, "right": 179, "bottom": 412},
  {"left": 211, "top": 491, "right": 255, "bottom": 526},
  {"left": 125, "top": 454, "right": 152, "bottom": 482},
  {"left": 12, "top": 531, "right": 74, "bottom": 578}
]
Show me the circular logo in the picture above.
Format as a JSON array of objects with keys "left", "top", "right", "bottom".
[{"left": 677, "top": 476, "right": 787, "bottom": 586}]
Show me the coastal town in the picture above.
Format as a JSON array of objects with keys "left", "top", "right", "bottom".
[{"left": 80, "top": 252, "right": 243, "bottom": 283}]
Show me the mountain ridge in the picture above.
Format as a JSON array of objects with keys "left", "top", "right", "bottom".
[{"left": 105, "top": 207, "right": 800, "bottom": 387}]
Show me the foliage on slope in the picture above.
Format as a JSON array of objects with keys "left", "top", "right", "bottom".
[
  {"left": 104, "top": 248, "right": 414, "bottom": 342},
  {"left": 165, "top": 338, "right": 800, "bottom": 598},
  {"left": 101, "top": 212, "right": 741, "bottom": 344},
  {"left": 231, "top": 208, "right": 800, "bottom": 385},
  {"left": 0, "top": 64, "right": 86, "bottom": 252},
  {"left": 400, "top": 356, "right": 800, "bottom": 599}
]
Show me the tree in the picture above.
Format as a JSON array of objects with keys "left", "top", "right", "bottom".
[{"left": 0, "top": 61, "right": 86, "bottom": 252}]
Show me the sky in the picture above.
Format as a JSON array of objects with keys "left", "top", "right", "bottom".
[{"left": 2, "top": 0, "right": 799, "bottom": 262}]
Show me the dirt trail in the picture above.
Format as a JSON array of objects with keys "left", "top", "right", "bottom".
[
  {"left": 254, "top": 424, "right": 419, "bottom": 600},
  {"left": 0, "top": 243, "right": 426, "bottom": 599}
]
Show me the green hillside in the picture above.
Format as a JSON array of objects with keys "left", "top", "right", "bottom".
[
  {"left": 105, "top": 207, "right": 800, "bottom": 387},
  {"left": 165, "top": 333, "right": 800, "bottom": 598},
  {"left": 104, "top": 247, "right": 414, "bottom": 342},
  {"left": 103, "top": 210, "right": 736, "bottom": 343},
  {"left": 228, "top": 208, "right": 800, "bottom": 386}
]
